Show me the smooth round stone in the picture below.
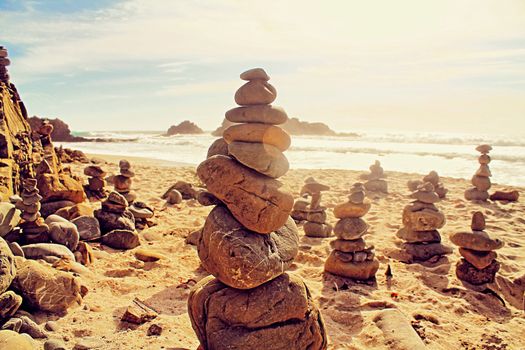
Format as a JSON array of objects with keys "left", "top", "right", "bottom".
[
  {"left": 476, "top": 165, "right": 491, "bottom": 177},
  {"left": 364, "top": 179, "right": 388, "bottom": 193},
  {"left": 334, "top": 201, "right": 371, "bottom": 219},
  {"left": 402, "top": 242, "right": 452, "bottom": 261},
  {"left": 396, "top": 228, "right": 441, "bottom": 243},
  {"left": 188, "top": 274, "right": 327, "bottom": 350},
  {"left": 348, "top": 191, "right": 365, "bottom": 204},
  {"left": 293, "top": 199, "right": 309, "bottom": 211},
  {"left": 0, "top": 330, "right": 35, "bottom": 350},
  {"left": 422, "top": 171, "right": 439, "bottom": 185},
  {"left": 334, "top": 218, "right": 368, "bottom": 240},
  {"left": 435, "top": 184, "right": 448, "bottom": 199},
  {"left": 0, "top": 238, "right": 16, "bottom": 294},
  {"left": 240, "top": 68, "right": 270, "bottom": 81},
  {"left": 472, "top": 175, "right": 491, "bottom": 191},
  {"left": 72, "top": 216, "right": 101, "bottom": 241},
  {"left": 199, "top": 206, "right": 299, "bottom": 289},
  {"left": 165, "top": 189, "right": 183, "bottom": 205},
  {"left": 234, "top": 80, "right": 277, "bottom": 106},
  {"left": 407, "top": 201, "right": 438, "bottom": 212},
  {"left": 197, "top": 155, "right": 293, "bottom": 234},
  {"left": 490, "top": 190, "right": 520, "bottom": 202},
  {"left": 478, "top": 154, "right": 491, "bottom": 164},
  {"left": 114, "top": 175, "right": 132, "bottom": 192},
  {"left": 330, "top": 238, "right": 367, "bottom": 252},
  {"left": 464, "top": 188, "right": 489, "bottom": 201},
  {"left": 324, "top": 251, "right": 379, "bottom": 280},
  {"left": 228, "top": 141, "right": 289, "bottom": 178},
  {"left": 84, "top": 166, "right": 106, "bottom": 178},
  {"left": 303, "top": 222, "right": 332, "bottom": 238},
  {"left": 476, "top": 144, "right": 492, "bottom": 154},
  {"left": 450, "top": 231, "right": 504, "bottom": 251},
  {"left": 410, "top": 190, "right": 439, "bottom": 204},
  {"left": 21, "top": 243, "right": 75, "bottom": 261},
  {"left": 101, "top": 229, "right": 140, "bottom": 249},
  {"left": 0, "top": 202, "right": 21, "bottom": 237},
  {"left": 129, "top": 203, "right": 154, "bottom": 219},
  {"left": 456, "top": 259, "right": 499, "bottom": 285},
  {"left": 402, "top": 208, "right": 445, "bottom": 231},
  {"left": 48, "top": 221, "right": 80, "bottom": 251},
  {"left": 471, "top": 211, "right": 486, "bottom": 231},
  {"left": 196, "top": 191, "right": 221, "bottom": 206},
  {"left": 225, "top": 105, "right": 288, "bottom": 125},
  {"left": 0, "top": 49, "right": 7, "bottom": 58},
  {"left": 459, "top": 248, "right": 497, "bottom": 270},
  {"left": 206, "top": 138, "right": 229, "bottom": 158},
  {"left": 306, "top": 210, "right": 327, "bottom": 224},
  {"left": 134, "top": 248, "right": 165, "bottom": 262},
  {"left": 223, "top": 123, "right": 291, "bottom": 152}
]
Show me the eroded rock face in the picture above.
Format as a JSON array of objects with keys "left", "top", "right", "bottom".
[
  {"left": 197, "top": 155, "right": 293, "bottom": 233},
  {"left": 188, "top": 274, "right": 328, "bottom": 350},
  {"left": 198, "top": 206, "right": 299, "bottom": 289},
  {"left": 12, "top": 258, "right": 82, "bottom": 313}
]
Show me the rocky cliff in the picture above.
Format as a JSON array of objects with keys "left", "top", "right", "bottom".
[
  {"left": 28, "top": 116, "right": 89, "bottom": 142},
  {"left": 166, "top": 120, "right": 204, "bottom": 135}
]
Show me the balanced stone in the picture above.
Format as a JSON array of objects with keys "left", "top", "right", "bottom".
[
  {"left": 198, "top": 206, "right": 299, "bottom": 289},
  {"left": 324, "top": 252, "right": 379, "bottom": 280},
  {"left": 450, "top": 231, "right": 504, "bottom": 251},
  {"left": 402, "top": 242, "right": 453, "bottom": 261},
  {"left": 223, "top": 123, "right": 291, "bottom": 151},
  {"left": 396, "top": 227, "right": 441, "bottom": 243},
  {"left": 471, "top": 175, "right": 491, "bottom": 191},
  {"left": 303, "top": 222, "right": 332, "bottom": 238},
  {"left": 207, "top": 138, "right": 229, "bottom": 158},
  {"left": 402, "top": 207, "right": 445, "bottom": 231},
  {"left": 334, "top": 218, "right": 368, "bottom": 240},
  {"left": 476, "top": 165, "right": 491, "bottom": 177},
  {"left": 234, "top": 80, "right": 277, "bottom": 106},
  {"left": 330, "top": 238, "right": 367, "bottom": 252},
  {"left": 471, "top": 211, "right": 486, "bottom": 231},
  {"left": 459, "top": 248, "right": 496, "bottom": 270},
  {"left": 476, "top": 144, "right": 492, "bottom": 154},
  {"left": 84, "top": 166, "right": 106, "bottom": 178},
  {"left": 334, "top": 201, "right": 370, "bottom": 218},
  {"left": 228, "top": 141, "right": 289, "bottom": 178},
  {"left": 456, "top": 259, "right": 500, "bottom": 285},
  {"left": 464, "top": 188, "right": 489, "bottom": 201},
  {"left": 225, "top": 105, "right": 288, "bottom": 125},
  {"left": 240, "top": 68, "right": 270, "bottom": 81},
  {"left": 47, "top": 220, "right": 80, "bottom": 251}
]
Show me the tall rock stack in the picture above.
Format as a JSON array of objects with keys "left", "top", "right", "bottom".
[
  {"left": 302, "top": 177, "right": 332, "bottom": 238},
  {"left": 450, "top": 212, "right": 503, "bottom": 285},
  {"left": 16, "top": 178, "right": 49, "bottom": 243},
  {"left": 189, "top": 68, "right": 327, "bottom": 350},
  {"left": 0, "top": 46, "right": 10, "bottom": 83},
  {"left": 113, "top": 160, "right": 136, "bottom": 204},
  {"left": 465, "top": 144, "right": 492, "bottom": 201},
  {"left": 397, "top": 182, "right": 451, "bottom": 262},
  {"left": 325, "top": 183, "right": 379, "bottom": 280},
  {"left": 84, "top": 165, "right": 107, "bottom": 200},
  {"left": 361, "top": 160, "right": 388, "bottom": 193}
]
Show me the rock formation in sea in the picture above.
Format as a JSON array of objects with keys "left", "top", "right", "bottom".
[
  {"left": 188, "top": 68, "right": 328, "bottom": 350},
  {"left": 28, "top": 116, "right": 89, "bottom": 142},
  {"left": 212, "top": 116, "right": 338, "bottom": 136},
  {"left": 166, "top": 120, "right": 204, "bottom": 135}
]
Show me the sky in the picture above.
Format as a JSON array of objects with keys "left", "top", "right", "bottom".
[{"left": 0, "top": 0, "right": 524, "bottom": 135}]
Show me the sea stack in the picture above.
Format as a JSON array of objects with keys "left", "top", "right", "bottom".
[
  {"left": 362, "top": 160, "right": 388, "bottom": 193},
  {"left": 397, "top": 182, "right": 451, "bottom": 262},
  {"left": 16, "top": 178, "right": 49, "bottom": 243},
  {"left": 189, "top": 68, "right": 327, "bottom": 350},
  {"left": 450, "top": 212, "right": 503, "bottom": 285},
  {"left": 302, "top": 177, "right": 332, "bottom": 238},
  {"left": 325, "top": 182, "right": 378, "bottom": 280},
  {"left": 114, "top": 160, "right": 137, "bottom": 204},
  {"left": 84, "top": 165, "right": 107, "bottom": 200},
  {"left": 0, "top": 46, "right": 10, "bottom": 83},
  {"left": 464, "top": 144, "right": 492, "bottom": 201}
]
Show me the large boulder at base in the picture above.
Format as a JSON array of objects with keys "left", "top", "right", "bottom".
[
  {"left": 0, "top": 330, "right": 35, "bottom": 350},
  {"left": 0, "top": 237, "right": 16, "bottom": 294},
  {"left": 197, "top": 155, "right": 293, "bottom": 233},
  {"left": 21, "top": 243, "right": 75, "bottom": 261},
  {"left": 198, "top": 206, "right": 299, "bottom": 289},
  {"left": 12, "top": 258, "right": 82, "bottom": 313},
  {"left": 37, "top": 173, "right": 86, "bottom": 203},
  {"left": 207, "top": 138, "right": 229, "bottom": 159},
  {"left": 188, "top": 274, "right": 328, "bottom": 350}
]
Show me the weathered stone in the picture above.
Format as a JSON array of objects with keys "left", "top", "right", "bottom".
[
  {"left": 330, "top": 238, "right": 367, "bottom": 252},
  {"left": 306, "top": 210, "right": 327, "bottom": 224},
  {"left": 128, "top": 202, "right": 154, "bottom": 219},
  {"left": 464, "top": 187, "right": 489, "bottom": 201},
  {"left": 147, "top": 323, "right": 163, "bottom": 336},
  {"left": 228, "top": 141, "right": 289, "bottom": 178},
  {"left": 101, "top": 229, "right": 140, "bottom": 249},
  {"left": 334, "top": 218, "right": 368, "bottom": 240},
  {"left": 164, "top": 189, "right": 182, "bottom": 204},
  {"left": 324, "top": 251, "right": 379, "bottom": 280},
  {"left": 459, "top": 248, "right": 496, "bottom": 270},
  {"left": 478, "top": 154, "right": 491, "bottom": 164},
  {"left": 72, "top": 216, "right": 101, "bottom": 241},
  {"left": 134, "top": 248, "right": 164, "bottom": 262},
  {"left": 44, "top": 339, "right": 67, "bottom": 350},
  {"left": 88, "top": 176, "right": 105, "bottom": 191},
  {"left": 40, "top": 200, "right": 75, "bottom": 217},
  {"left": 373, "top": 309, "right": 427, "bottom": 350},
  {"left": 396, "top": 228, "right": 441, "bottom": 243},
  {"left": 471, "top": 211, "right": 486, "bottom": 231},
  {"left": 13, "top": 258, "right": 82, "bottom": 313},
  {"left": 185, "top": 229, "right": 201, "bottom": 246},
  {"left": 37, "top": 173, "right": 86, "bottom": 204},
  {"left": 113, "top": 175, "right": 132, "bottom": 192},
  {"left": 334, "top": 201, "right": 371, "bottom": 218},
  {"left": 410, "top": 190, "right": 440, "bottom": 204},
  {"left": 188, "top": 274, "right": 327, "bottom": 350},
  {"left": 163, "top": 181, "right": 198, "bottom": 200},
  {"left": 121, "top": 298, "right": 158, "bottom": 324},
  {"left": 450, "top": 231, "right": 504, "bottom": 251},
  {"left": 364, "top": 179, "right": 388, "bottom": 193},
  {"left": 0, "top": 237, "right": 16, "bottom": 294},
  {"left": 224, "top": 123, "right": 291, "bottom": 152},
  {"left": 402, "top": 207, "right": 445, "bottom": 231},
  {"left": 197, "top": 156, "right": 293, "bottom": 234},
  {"left": 490, "top": 190, "right": 519, "bottom": 202},
  {"left": 456, "top": 259, "right": 499, "bottom": 285},
  {"left": 94, "top": 208, "right": 135, "bottom": 233},
  {"left": 84, "top": 166, "right": 106, "bottom": 178},
  {"left": 196, "top": 190, "right": 221, "bottom": 206},
  {"left": 7, "top": 242, "right": 24, "bottom": 257},
  {"left": 74, "top": 242, "right": 94, "bottom": 266},
  {"left": 55, "top": 203, "right": 93, "bottom": 221},
  {"left": 407, "top": 201, "right": 438, "bottom": 212},
  {"left": 2, "top": 315, "right": 47, "bottom": 338},
  {"left": 0, "top": 330, "right": 35, "bottom": 349},
  {"left": 402, "top": 242, "right": 452, "bottom": 261},
  {"left": 234, "top": 80, "right": 277, "bottom": 106},
  {"left": 472, "top": 175, "right": 491, "bottom": 191},
  {"left": 303, "top": 222, "right": 332, "bottom": 238},
  {"left": 207, "top": 138, "right": 229, "bottom": 158},
  {"left": 0, "top": 202, "right": 21, "bottom": 237},
  {"left": 21, "top": 243, "right": 75, "bottom": 261},
  {"left": 476, "top": 165, "right": 491, "bottom": 177},
  {"left": 300, "top": 178, "right": 330, "bottom": 195},
  {"left": 225, "top": 105, "right": 288, "bottom": 125},
  {"left": 48, "top": 221, "right": 80, "bottom": 251},
  {"left": 0, "top": 290, "right": 22, "bottom": 318},
  {"left": 199, "top": 206, "right": 298, "bottom": 289}
]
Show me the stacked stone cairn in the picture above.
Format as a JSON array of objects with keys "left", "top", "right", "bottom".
[
  {"left": 465, "top": 144, "right": 493, "bottom": 201},
  {"left": 302, "top": 177, "right": 332, "bottom": 237},
  {"left": 113, "top": 160, "right": 137, "bottom": 204},
  {"left": 0, "top": 46, "right": 10, "bottom": 83},
  {"left": 16, "top": 179, "right": 48, "bottom": 244},
  {"left": 397, "top": 182, "right": 452, "bottom": 261},
  {"left": 291, "top": 195, "right": 310, "bottom": 222},
  {"left": 450, "top": 212, "right": 503, "bottom": 285},
  {"left": 408, "top": 171, "right": 448, "bottom": 199},
  {"left": 84, "top": 165, "right": 107, "bottom": 200},
  {"left": 188, "top": 68, "right": 327, "bottom": 350},
  {"left": 361, "top": 160, "right": 388, "bottom": 193},
  {"left": 324, "top": 183, "right": 378, "bottom": 280}
]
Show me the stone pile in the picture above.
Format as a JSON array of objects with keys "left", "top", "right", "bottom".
[
  {"left": 189, "top": 68, "right": 327, "bottom": 350},
  {"left": 16, "top": 179, "right": 49, "bottom": 244},
  {"left": 291, "top": 196, "right": 310, "bottom": 222},
  {"left": 450, "top": 212, "right": 503, "bottom": 285},
  {"left": 95, "top": 191, "right": 138, "bottom": 249},
  {"left": 397, "top": 182, "right": 451, "bottom": 262},
  {"left": 113, "top": 160, "right": 137, "bottom": 204},
  {"left": 0, "top": 46, "right": 10, "bottom": 83},
  {"left": 325, "top": 183, "right": 378, "bottom": 280},
  {"left": 301, "top": 177, "right": 332, "bottom": 237},
  {"left": 408, "top": 171, "right": 448, "bottom": 198},
  {"left": 361, "top": 160, "right": 388, "bottom": 193},
  {"left": 84, "top": 165, "right": 107, "bottom": 200},
  {"left": 465, "top": 144, "right": 492, "bottom": 201}
]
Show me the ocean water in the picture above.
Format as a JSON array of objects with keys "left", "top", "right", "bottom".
[{"left": 57, "top": 130, "right": 525, "bottom": 187}]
